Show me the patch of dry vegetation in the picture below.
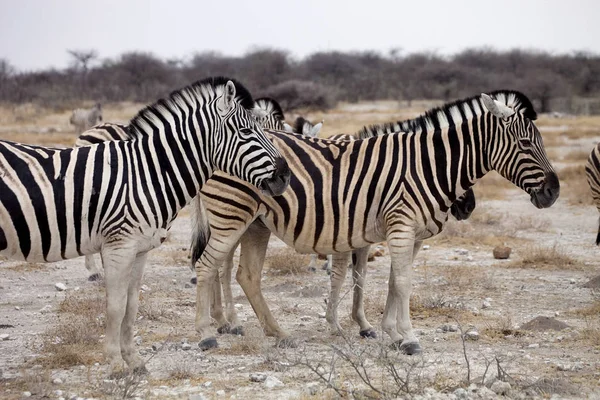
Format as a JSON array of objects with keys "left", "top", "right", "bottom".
[
  {"left": 482, "top": 314, "right": 526, "bottom": 340},
  {"left": 5, "top": 262, "right": 45, "bottom": 272},
  {"left": 214, "top": 326, "right": 266, "bottom": 356},
  {"left": 558, "top": 164, "right": 594, "bottom": 206},
  {"left": 266, "top": 248, "right": 311, "bottom": 275},
  {"left": 507, "top": 244, "right": 581, "bottom": 270},
  {"left": 38, "top": 290, "right": 105, "bottom": 368}
]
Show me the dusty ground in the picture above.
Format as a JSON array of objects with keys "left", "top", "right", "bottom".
[{"left": 0, "top": 101, "right": 599, "bottom": 399}]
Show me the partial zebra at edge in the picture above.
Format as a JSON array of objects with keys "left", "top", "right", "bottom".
[{"left": 585, "top": 141, "right": 600, "bottom": 245}]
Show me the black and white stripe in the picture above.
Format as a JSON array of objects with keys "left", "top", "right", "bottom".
[
  {"left": 0, "top": 77, "right": 289, "bottom": 372},
  {"left": 586, "top": 142, "right": 600, "bottom": 244},
  {"left": 190, "top": 90, "right": 559, "bottom": 352}
]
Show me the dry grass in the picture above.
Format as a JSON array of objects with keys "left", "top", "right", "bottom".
[
  {"left": 558, "top": 164, "right": 594, "bottom": 206},
  {"left": 266, "top": 248, "right": 311, "bottom": 275},
  {"left": 5, "top": 262, "right": 45, "bottom": 272},
  {"left": 507, "top": 244, "right": 581, "bottom": 270},
  {"left": 482, "top": 314, "right": 526, "bottom": 340},
  {"left": 214, "top": 326, "right": 266, "bottom": 356},
  {"left": 138, "top": 293, "right": 175, "bottom": 321},
  {"left": 38, "top": 290, "right": 105, "bottom": 368}
]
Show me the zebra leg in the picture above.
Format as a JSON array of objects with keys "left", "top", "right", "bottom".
[
  {"left": 325, "top": 254, "right": 332, "bottom": 273},
  {"left": 236, "top": 226, "right": 294, "bottom": 347},
  {"left": 219, "top": 247, "right": 244, "bottom": 335},
  {"left": 119, "top": 252, "right": 148, "bottom": 373},
  {"left": 325, "top": 252, "right": 350, "bottom": 335},
  {"left": 210, "top": 273, "right": 229, "bottom": 333},
  {"left": 101, "top": 243, "right": 138, "bottom": 374},
  {"left": 351, "top": 246, "right": 376, "bottom": 338},
  {"left": 195, "top": 257, "right": 221, "bottom": 350},
  {"left": 381, "top": 231, "right": 421, "bottom": 355},
  {"left": 85, "top": 254, "right": 103, "bottom": 282},
  {"left": 308, "top": 254, "right": 318, "bottom": 271}
]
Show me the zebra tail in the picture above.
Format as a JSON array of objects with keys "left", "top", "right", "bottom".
[{"left": 190, "top": 195, "right": 211, "bottom": 271}]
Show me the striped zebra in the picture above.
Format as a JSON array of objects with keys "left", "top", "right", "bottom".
[
  {"left": 586, "top": 142, "right": 600, "bottom": 244},
  {"left": 0, "top": 77, "right": 290, "bottom": 373},
  {"left": 191, "top": 90, "right": 559, "bottom": 353},
  {"left": 69, "top": 102, "right": 103, "bottom": 134}
]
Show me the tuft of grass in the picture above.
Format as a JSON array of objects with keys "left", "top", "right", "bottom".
[
  {"left": 214, "top": 326, "right": 266, "bottom": 356},
  {"left": 508, "top": 244, "right": 580, "bottom": 270},
  {"left": 482, "top": 314, "right": 525, "bottom": 339},
  {"left": 266, "top": 248, "right": 311, "bottom": 275}
]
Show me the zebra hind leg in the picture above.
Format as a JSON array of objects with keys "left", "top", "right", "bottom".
[
  {"left": 219, "top": 248, "right": 244, "bottom": 336},
  {"left": 351, "top": 247, "right": 377, "bottom": 339},
  {"left": 326, "top": 252, "right": 351, "bottom": 335}
]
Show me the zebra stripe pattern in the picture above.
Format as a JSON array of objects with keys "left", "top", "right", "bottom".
[
  {"left": 586, "top": 142, "right": 600, "bottom": 244},
  {"left": 0, "top": 77, "right": 290, "bottom": 373},
  {"left": 191, "top": 90, "right": 559, "bottom": 353}
]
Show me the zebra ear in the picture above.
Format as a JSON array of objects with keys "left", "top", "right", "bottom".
[
  {"left": 481, "top": 93, "right": 515, "bottom": 119},
  {"left": 218, "top": 80, "right": 237, "bottom": 114},
  {"left": 283, "top": 122, "right": 294, "bottom": 133},
  {"left": 308, "top": 121, "right": 323, "bottom": 137}
]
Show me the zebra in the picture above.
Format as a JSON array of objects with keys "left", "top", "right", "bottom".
[
  {"left": 75, "top": 97, "right": 321, "bottom": 283},
  {"left": 0, "top": 77, "right": 290, "bottom": 374},
  {"left": 190, "top": 90, "right": 559, "bottom": 353},
  {"left": 586, "top": 142, "right": 600, "bottom": 244},
  {"left": 69, "top": 102, "right": 103, "bottom": 133}
]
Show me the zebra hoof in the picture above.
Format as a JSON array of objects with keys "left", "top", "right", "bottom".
[
  {"left": 230, "top": 326, "right": 245, "bottom": 336},
  {"left": 390, "top": 341, "right": 422, "bottom": 355},
  {"left": 217, "top": 324, "right": 231, "bottom": 334},
  {"left": 276, "top": 337, "right": 297, "bottom": 349},
  {"left": 190, "top": 277, "right": 197, "bottom": 285},
  {"left": 199, "top": 337, "right": 218, "bottom": 351},
  {"left": 88, "top": 273, "right": 102, "bottom": 282},
  {"left": 132, "top": 364, "right": 148, "bottom": 375},
  {"left": 360, "top": 328, "right": 377, "bottom": 339}
]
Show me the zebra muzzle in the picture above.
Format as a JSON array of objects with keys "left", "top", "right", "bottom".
[
  {"left": 530, "top": 171, "right": 560, "bottom": 209},
  {"left": 259, "top": 157, "right": 290, "bottom": 196}
]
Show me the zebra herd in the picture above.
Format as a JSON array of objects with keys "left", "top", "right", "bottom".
[{"left": 6, "top": 74, "right": 600, "bottom": 376}]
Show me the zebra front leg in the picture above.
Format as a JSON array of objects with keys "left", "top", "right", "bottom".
[
  {"left": 101, "top": 243, "right": 137, "bottom": 375},
  {"left": 85, "top": 254, "right": 103, "bottom": 282},
  {"left": 382, "top": 231, "right": 421, "bottom": 355},
  {"left": 119, "top": 252, "right": 148, "bottom": 373},
  {"left": 218, "top": 247, "right": 244, "bottom": 335},
  {"left": 195, "top": 254, "right": 221, "bottom": 350},
  {"left": 210, "top": 273, "right": 229, "bottom": 333},
  {"left": 351, "top": 247, "right": 376, "bottom": 338},
  {"left": 236, "top": 227, "right": 294, "bottom": 347},
  {"left": 325, "top": 252, "right": 350, "bottom": 335}
]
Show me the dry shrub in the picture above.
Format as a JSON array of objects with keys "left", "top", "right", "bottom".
[
  {"left": 508, "top": 244, "right": 580, "bottom": 270},
  {"left": 138, "top": 294, "right": 174, "bottom": 321},
  {"left": 167, "top": 362, "right": 194, "bottom": 381},
  {"left": 580, "top": 320, "right": 600, "bottom": 347},
  {"left": 40, "top": 291, "right": 105, "bottom": 368},
  {"left": 558, "top": 164, "right": 593, "bottom": 206},
  {"left": 266, "top": 248, "right": 311, "bottom": 275},
  {"left": 410, "top": 293, "right": 468, "bottom": 319},
  {"left": 6, "top": 262, "right": 45, "bottom": 272},
  {"left": 214, "top": 326, "right": 266, "bottom": 356},
  {"left": 482, "top": 314, "right": 525, "bottom": 339},
  {"left": 7, "top": 368, "right": 53, "bottom": 399}
]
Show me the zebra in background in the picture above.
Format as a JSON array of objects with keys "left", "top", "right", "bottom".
[
  {"left": 586, "top": 142, "right": 600, "bottom": 244},
  {"left": 0, "top": 77, "right": 290, "bottom": 374},
  {"left": 69, "top": 102, "right": 103, "bottom": 133},
  {"left": 191, "top": 90, "right": 559, "bottom": 353}
]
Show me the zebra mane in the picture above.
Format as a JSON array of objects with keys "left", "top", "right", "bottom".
[
  {"left": 358, "top": 90, "right": 537, "bottom": 139},
  {"left": 129, "top": 76, "right": 255, "bottom": 137},
  {"left": 255, "top": 97, "right": 285, "bottom": 121}
]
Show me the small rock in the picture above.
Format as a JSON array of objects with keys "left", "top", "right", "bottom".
[
  {"left": 171, "top": 279, "right": 177, "bottom": 284},
  {"left": 569, "top": 278, "right": 576, "bottom": 284},
  {"left": 264, "top": 376, "right": 284, "bottom": 389},
  {"left": 14, "top": 306, "right": 20, "bottom": 311},
  {"left": 300, "top": 315, "right": 311, "bottom": 321},
  {"left": 465, "top": 331, "right": 480, "bottom": 341},
  {"left": 318, "top": 312, "right": 326, "bottom": 318},
  {"left": 140, "top": 285, "right": 150, "bottom": 292},
  {"left": 23, "top": 392, "right": 32, "bottom": 397},
  {"left": 527, "top": 343, "right": 540, "bottom": 349},
  {"left": 151, "top": 343, "right": 161, "bottom": 352},
  {"left": 316, "top": 366, "right": 326, "bottom": 375},
  {"left": 216, "top": 390, "right": 225, "bottom": 396},
  {"left": 55, "top": 390, "right": 64, "bottom": 396},
  {"left": 188, "top": 395, "right": 207, "bottom": 400},
  {"left": 53, "top": 378, "right": 63, "bottom": 385},
  {"left": 441, "top": 324, "right": 458, "bottom": 332},
  {"left": 493, "top": 246, "right": 511, "bottom": 259},
  {"left": 134, "top": 336, "right": 142, "bottom": 346},
  {"left": 422, "top": 245, "right": 430, "bottom": 250},
  {"left": 491, "top": 380, "right": 511, "bottom": 395},
  {"left": 305, "top": 382, "right": 319, "bottom": 396},
  {"left": 181, "top": 343, "right": 192, "bottom": 351},
  {"left": 203, "top": 381, "right": 212, "bottom": 388},
  {"left": 39, "top": 305, "right": 53, "bottom": 314},
  {"left": 466, "top": 255, "right": 474, "bottom": 261},
  {"left": 482, "top": 300, "right": 491, "bottom": 309},
  {"left": 55, "top": 282, "right": 67, "bottom": 291},
  {"left": 455, "top": 248, "right": 469, "bottom": 255},
  {"left": 453, "top": 388, "right": 468, "bottom": 399},
  {"left": 184, "top": 283, "right": 193, "bottom": 289},
  {"left": 234, "top": 304, "right": 243, "bottom": 309},
  {"left": 0, "top": 334, "right": 9, "bottom": 341},
  {"left": 250, "top": 373, "right": 267, "bottom": 383}
]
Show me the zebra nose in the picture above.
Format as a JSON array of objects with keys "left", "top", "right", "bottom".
[{"left": 259, "top": 157, "right": 290, "bottom": 196}]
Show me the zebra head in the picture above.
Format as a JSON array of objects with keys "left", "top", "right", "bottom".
[
  {"left": 481, "top": 92, "right": 559, "bottom": 209},
  {"left": 213, "top": 80, "right": 290, "bottom": 196},
  {"left": 254, "top": 97, "right": 286, "bottom": 130}
]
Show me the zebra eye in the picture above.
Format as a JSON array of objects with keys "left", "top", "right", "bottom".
[
  {"left": 240, "top": 128, "right": 253, "bottom": 135},
  {"left": 519, "top": 139, "right": 532, "bottom": 148}
]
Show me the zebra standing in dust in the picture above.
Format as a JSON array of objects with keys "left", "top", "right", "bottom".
[
  {"left": 0, "top": 77, "right": 290, "bottom": 374},
  {"left": 69, "top": 102, "right": 103, "bottom": 133},
  {"left": 191, "top": 90, "right": 559, "bottom": 353},
  {"left": 586, "top": 142, "right": 600, "bottom": 244}
]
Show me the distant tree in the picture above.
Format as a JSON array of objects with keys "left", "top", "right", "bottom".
[{"left": 67, "top": 49, "right": 98, "bottom": 74}]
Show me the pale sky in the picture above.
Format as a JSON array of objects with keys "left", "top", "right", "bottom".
[{"left": 0, "top": 0, "right": 598, "bottom": 71}]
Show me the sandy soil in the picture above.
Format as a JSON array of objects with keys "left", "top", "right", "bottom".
[{"left": 0, "top": 103, "right": 599, "bottom": 399}]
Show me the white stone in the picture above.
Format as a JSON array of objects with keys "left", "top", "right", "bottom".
[
  {"left": 318, "top": 312, "right": 326, "bottom": 318},
  {"left": 482, "top": 300, "right": 491, "bottom": 309},
  {"left": 23, "top": 392, "right": 32, "bottom": 397},
  {"left": 234, "top": 303, "right": 243, "bottom": 309},
  {"left": 171, "top": 279, "right": 177, "bottom": 284},
  {"left": 55, "top": 282, "right": 67, "bottom": 291},
  {"left": 249, "top": 373, "right": 267, "bottom": 383},
  {"left": 216, "top": 390, "right": 225, "bottom": 396},
  {"left": 203, "top": 381, "right": 212, "bottom": 388},
  {"left": 14, "top": 306, "right": 20, "bottom": 310},
  {"left": 53, "top": 378, "right": 63, "bottom": 384},
  {"left": 55, "top": 390, "right": 64, "bottom": 396},
  {"left": 490, "top": 380, "right": 511, "bottom": 395},
  {"left": 188, "top": 394, "right": 207, "bottom": 400},
  {"left": 305, "top": 382, "right": 319, "bottom": 396},
  {"left": 264, "top": 376, "right": 284, "bottom": 389},
  {"left": 140, "top": 285, "right": 150, "bottom": 292},
  {"left": 527, "top": 343, "right": 540, "bottom": 349},
  {"left": 453, "top": 388, "right": 468, "bottom": 399},
  {"left": 0, "top": 334, "right": 9, "bottom": 341},
  {"left": 300, "top": 315, "right": 311, "bottom": 321},
  {"left": 465, "top": 331, "right": 479, "bottom": 341},
  {"left": 422, "top": 244, "right": 430, "bottom": 250},
  {"left": 455, "top": 248, "right": 469, "bottom": 255},
  {"left": 181, "top": 343, "right": 192, "bottom": 351},
  {"left": 134, "top": 336, "right": 142, "bottom": 346},
  {"left": 39, "top": 305, "right": 52, "bottom": 313}
]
